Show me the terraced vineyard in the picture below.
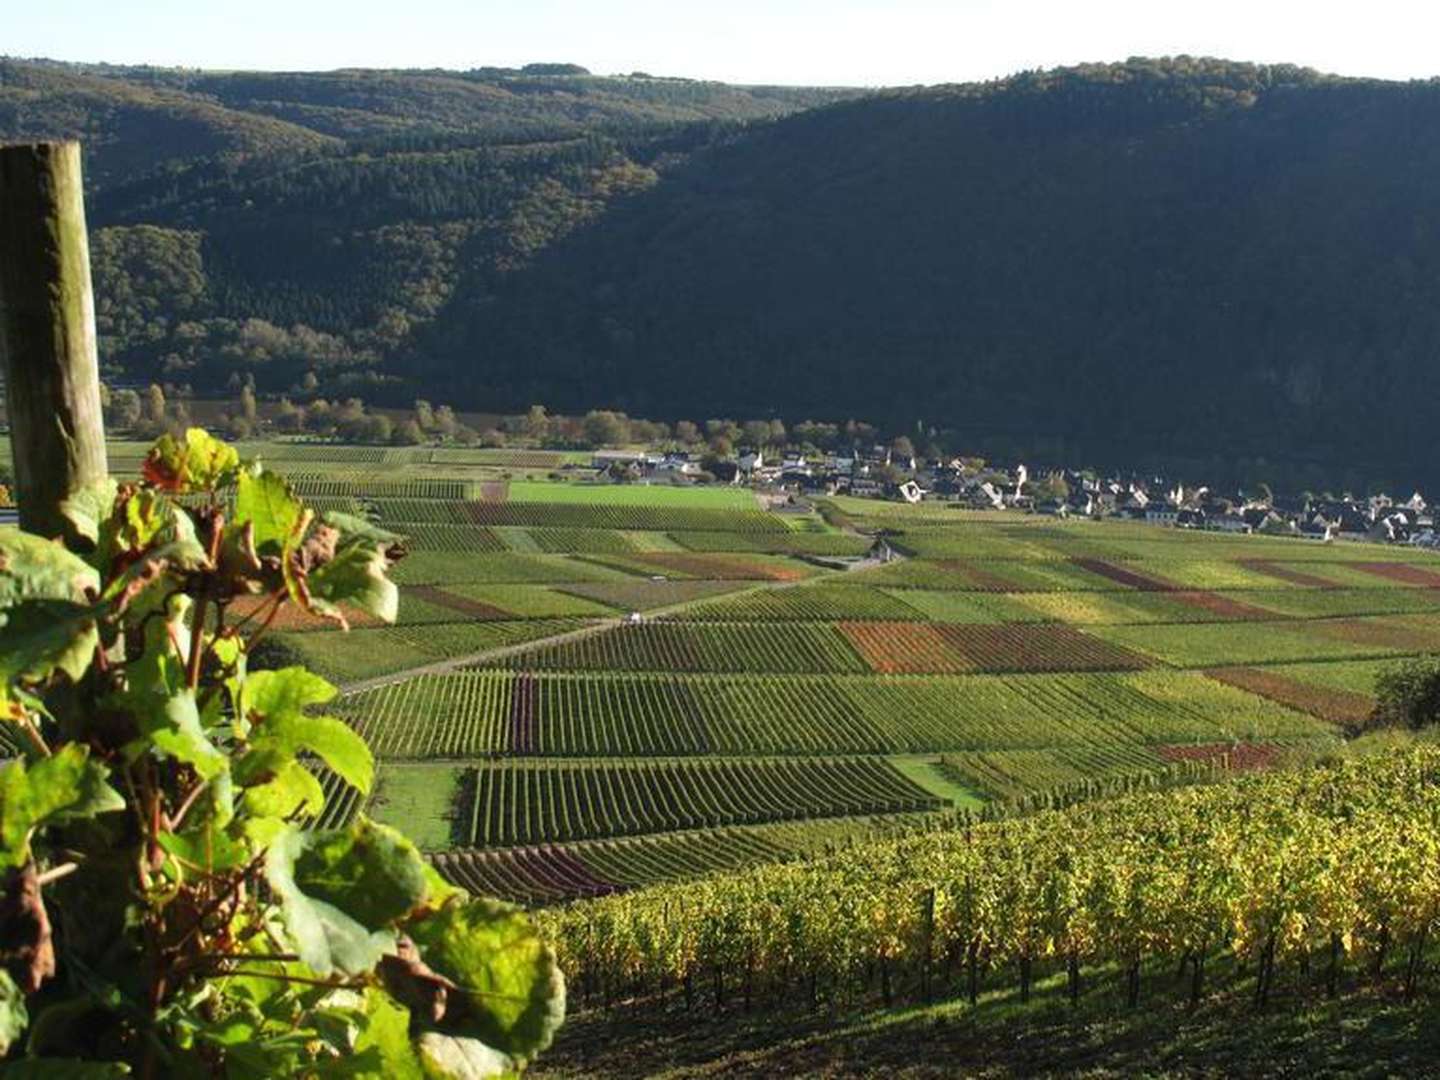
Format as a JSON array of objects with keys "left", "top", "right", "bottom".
[
  {"left": 462, "top": 757, "right": 943, "bottom": 846},
  {"left": 253, "top": 444, "right": 1440, "bottom": 907}
]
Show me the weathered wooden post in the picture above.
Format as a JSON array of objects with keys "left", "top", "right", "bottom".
[{"left": 0, "top": 140, "right": 108, "bottom": 538}]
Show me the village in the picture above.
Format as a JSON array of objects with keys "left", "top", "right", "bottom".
[{"left": 591, "top": 445, "right": 1440, "bottom": 548}]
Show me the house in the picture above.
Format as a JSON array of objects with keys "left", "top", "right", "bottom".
[
  {"left": 1208, "top": 512, "right": 1252, "bottom": 534},
  {"left": 896, "top": 480, "right": 925, "bottom": 504},
  {"left": 850, "top": 477, "right": 884, "bottom": 498},
  {"left": 737, "top": 448, "right": 764, "bottom": 472},
  {"left": 590, "top": 449, "right": 650, "bottom": 470},
  {"left": 1145, "top": 504, "right": 1179, "bottom": 526},
  {"left": 1176, "top": 508, "right": 1206, "bottom": 529},
  {"left": 868, "top": 538, "right": 897, "bottom": 562},
  {"left": 1299, "top": 518, "right": 1336, "bottom": 542},
  {"left": 1038, "top": 498, "right": 1070, "bottom": 517},
  {"left": 1368, "top": 511, "right": 1414, "bottom": 544},
  {"left": 709, "top": 461, "right": 741, "bottom": 484},
  {"left": 966, "top": 482, "right": 1005, "bottom": 510}
]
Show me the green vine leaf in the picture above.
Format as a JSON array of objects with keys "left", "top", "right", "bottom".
[
  {"left": 234, "top": 465, "right": 304, "bottom": 559},
  {"left": 0, "top": 532, "right": 101, "bottom": 686},
  {"left": 134, "top": 689, "right": 227, "bottom": 782},
  {"left": 0, "top": 746, "right": 124, "bottom": 870},
  {"left": 306, "top": 542, "right": 399, "bottom": 627},
  {"left": 242, "top": 761, "right": 324, "bottom": 820},
  {"left": 0, "top": 600, "right": 100, "bottom": 689},
  {"left": 264, "top": 821, "right": 435, "bottom": 976},
  {"left": 0, "top": 529, "right": 100, "bottom": 606},
  {"left": 415, "top": 1032, "right": 514, "bottom": 1079},
  {"left": 0, "top": 967, "right": 28, "bottom": 1056},
  {"left": 58, "top": 478, "right": 120, "bottom": 549},
  {"left": 141, "top": 428, "right": 240, "bottom": 494},
  {"left": 241, "top": 667, "right": 373, "bottom": 794},
  {"left": 404, "top": 898, "right": 565, "bottom": 1065}
]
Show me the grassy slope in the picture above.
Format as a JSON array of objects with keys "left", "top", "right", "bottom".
[
  {"left": 507, "top": 482, "right": 760, "bottom": 510},
  {"left": 537, "top": 968, "right": 1440, "bottom": 1078}
]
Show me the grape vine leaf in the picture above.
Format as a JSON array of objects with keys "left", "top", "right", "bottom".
[
  {"left": 305, "top": 541, "right": 399, "bottom": 627},
  {"left": 265, "top": 821, "right": 431, "bottom": 976},
  {"left": 241, "top": 668, "right": 373, "bottom": 794},
  {"left": 234, "top": 465, "right": 304, "bottom": 558},
  {"left": 0, "top": 746, "right": 124, "bottom": 870},
  {"left": 0, "top": 971, "right": 27, "bottom": 1057},
  {"left": 141, "top": 428, "right": 240, "bottom": 493},
  {"left": 404, "top": 897, "right": 565, "bottom": 1064},
  {"left": 415, "top": 1032, "right": 514, "bottom": 1079},
  {"left": 58, "top": 478, "right": 120, "bottom": 548}
]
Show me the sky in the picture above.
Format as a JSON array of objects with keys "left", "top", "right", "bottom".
[{"left": 8, "top": 0, "right": 1440, "bottom": 86}]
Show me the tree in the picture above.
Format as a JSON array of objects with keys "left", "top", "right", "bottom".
[
  {"left": 275, "top": 396, "right": 305, "bottom": 433},
  {"left": 523, "top": 404, "right": 550, "bottom": 440},
  {"left": 433, "top": 404, "right": 458, "bottom": 438},
  {"left": 891, "top": 435, "right": 916, "bottom": 460},
  {"left": 144, "top": 383, "right": 167, "bottom": 426},
  {"left": 742, "top": 420, "right": 772, "bottom": 448},
  {"left": 674, "top": 420, "right": 701, "bottom": 445},
  {"left": 708, "top": 434, "right": 733, "bottom": 457},
  {"left": 392, "top": 417, "right": 425, "bottom": 445},
  {"left": 109, "top": 388, "right": 142, "bottom": 430},
  {"left": 239, "top": 382, "right": 258, "bottom": 425},
  {"left": 413, "top": 399, "right": 436, "bottom": 431},
  {"left": 1370, "top": 656, "right": 1440, "bottom": 733},
  {"left": 583, "top": 409, "right": 630, "bottom": 447}
]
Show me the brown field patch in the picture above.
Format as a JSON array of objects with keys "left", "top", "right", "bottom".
[
  {"left": 1168, "top": 591, "right": 1279, "bottom": 620},
  {"left": 838, "top": 621, "right": 1150, "bottom": 674},
  {"left": 1070, "top": 557, "right": 1176, "bottom": 591},
  {"left": 634, "top": 553, "right": 807, "bottom": 582},
  {"left": 1236, "top": 559, "right": 1341, "bottom": 589},
  {"left": 1156, "top": 741, "right": 1283, "bottom": 770},
  {"left": 1307, "top": 617, "right": 1440, "bottom": 651},
  {"left": 933, "top": 560, "right": 1019, "bottom": 591},
  {"left": 477, "top": 480, "right": 509, "bottom": 502},
  {"left": 1205, "top": 666, "right": 1374, "bottom": 727},
  {"left": 408, "top": 585, "right": 511, "bottom": 620},
  {"left": 1352, "top": 562, "right": 1440, "bottom": 588},
  {"left": 226, "top": 593, "right": 383, "bottom": 632},
  {"left": 839, "top": 622, "right": 973, "bottom": 674}
]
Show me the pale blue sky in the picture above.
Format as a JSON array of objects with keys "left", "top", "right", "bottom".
[{"left": 8, "top": 0, "right": 1439, "bottom": 86}]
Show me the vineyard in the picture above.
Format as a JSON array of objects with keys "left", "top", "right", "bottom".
[
  {"left": 538, "top": 750, "right": 1440, "bottom": 1017},
  {"left": 229, "top": 443, "right": 1440, "bottom": 930},
  {"left": 333, "top": 668, "right": 1328, "bottom": 759},
  {"left": 462, "top": 757, "right": 944, "bottom": 846}
]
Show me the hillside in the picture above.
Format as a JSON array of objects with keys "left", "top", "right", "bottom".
[
  {"left": 9, "top": 57, "right": 1440, "bottom": 482},
  {"left": 453, "top": 58, "right": 1440, "bottom": 482},
  {"left": 0, "top": 57, "right": 855, "bottom": 396}
]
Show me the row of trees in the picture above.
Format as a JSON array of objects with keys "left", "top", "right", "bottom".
[{"left": 504, "top": 405, "right": 931, "bottom": 457}]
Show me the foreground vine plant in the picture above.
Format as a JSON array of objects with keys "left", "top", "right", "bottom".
[{"left": 0, "top": 428, "right": 563, "bottom": 1076}]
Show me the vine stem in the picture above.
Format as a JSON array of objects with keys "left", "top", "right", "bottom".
[
  {"left": 34, "top": 861, "right": 78, "bottom": 887},
  {"left": 16, "top": 715, "right": 51, "bottom": 757}
]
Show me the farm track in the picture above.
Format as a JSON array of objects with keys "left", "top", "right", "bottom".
[
  {"left": 339, "top": 569, "right": 844, "bottom": 694},
  {"left": 341, "top": 518, "right": 896, "bottom": 694}
]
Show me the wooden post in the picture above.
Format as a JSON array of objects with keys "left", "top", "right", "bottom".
[{"left": 0, "top": 140, "right": 108, "bottom": 538}]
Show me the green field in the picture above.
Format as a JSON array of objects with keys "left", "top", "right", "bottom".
[
  {"left": 506, "top": 480, "right": 759, "bottom": 509},
  {"left": 192, "top": 440, "right": 1439, "bottom": 912}
]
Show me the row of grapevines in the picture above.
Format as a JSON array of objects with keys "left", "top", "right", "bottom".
[
  {"left": 463, "top": 758, "right": 943, "bottom": 846},
  {"left": 539, "top": 749, "right": 1440, "bottom": 1014}
]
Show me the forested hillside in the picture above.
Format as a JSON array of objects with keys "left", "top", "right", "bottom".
[
  {"left": 454, "top": 58, "right": 1440, "bottom": 480},
  {"left": 7, "top": 56, "right": 1440, "bottom": 479},
  {"left": 0, "top": 57, "right": 852, "bottom": 396}
]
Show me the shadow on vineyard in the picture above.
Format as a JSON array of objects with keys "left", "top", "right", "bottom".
[{"left": 539, "top": 963, "right": 1440, "bottom": 1077}]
